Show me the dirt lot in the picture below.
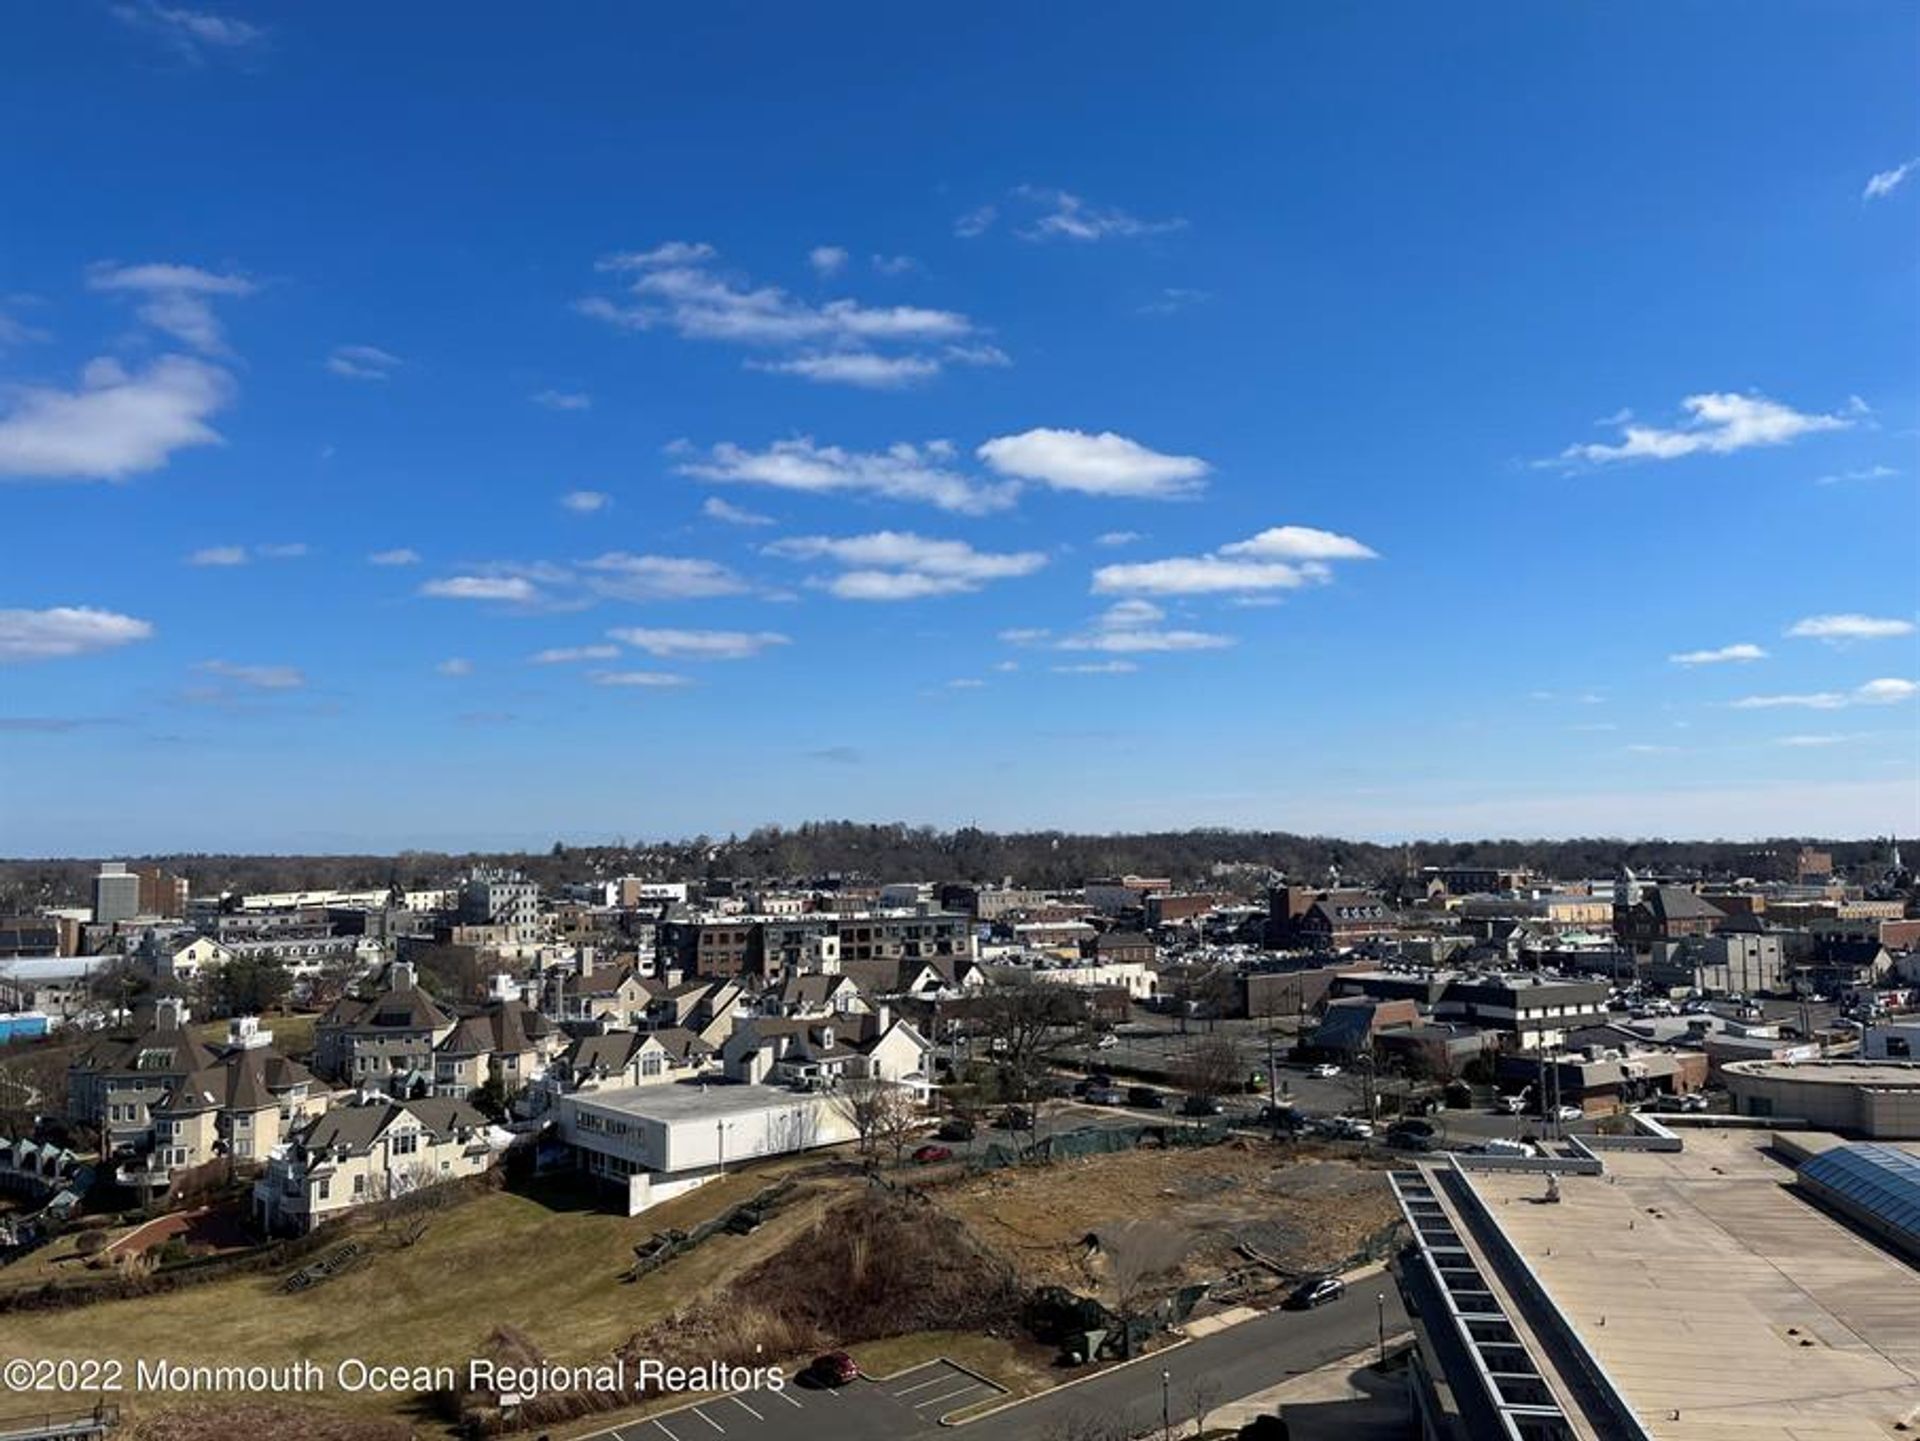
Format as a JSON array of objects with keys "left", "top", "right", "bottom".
[{"left": 933, "top": 1138, "right": 1397, "bottom": 1291}]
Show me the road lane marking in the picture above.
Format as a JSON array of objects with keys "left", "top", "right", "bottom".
[
  {"left": 654, "top": 1421, "right": 683, "bottom": 1441},
  {"left": 730, "top": 1395, "right": 765, "bottom": 1421},
  {"left": 690, "top": 1406, "right": 726, "bottom": 1432}
]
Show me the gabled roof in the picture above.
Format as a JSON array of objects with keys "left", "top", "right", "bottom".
[
  {"left": 71, "top": 1019, "right": 218, "bottom": 1079},
  {"left": 295, "top": 1095, "right": 484, "bottom": 1156},
  {"left": 324, "top": 982, "right": 453, "bottom": 1035},
  {"left": 1642, "top": 887, "right": 1726, "bottom": 922},
  {"left": 160, "top": 1047, "right": 316, "bottom": 1114}
]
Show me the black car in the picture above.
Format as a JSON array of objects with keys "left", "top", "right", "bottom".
[
  {"left": 1284, "top": 1275, "right": 1346, "bottom": 1310},
  {"left": 936, "top": 1117, "right": 976, "bottom": 1142},
  {"left": 1128, "top": 1086, "right": 1166, "bottom": 1109},
  {"left": 1001, "top": 1106, "right": 1034, "bottom": 1131},
  {"left": 1085, "top": 1085, "right": 1127, "bottom": 1106},
  {"left": 1181, "top": 1094, "right": 1224, "bottom": 1117}
]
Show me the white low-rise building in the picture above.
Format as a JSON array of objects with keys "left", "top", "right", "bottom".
[{"left": 557, "top": 1080, "right": 859, "bottom": 1215}]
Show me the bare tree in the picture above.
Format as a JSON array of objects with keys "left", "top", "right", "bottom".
[
  {"left": 1083, "top": 1218, "right": 1191, "bottom": 1359},
  {"left": 832, "top": 1077, "right": 921, "bottom": 1164},
  {"left": 974, "top": 976, "right": 1091, "bottom": 1106},
  {"left": 1186, "top": 1374, "right": 1224, "bottom": 1434},
  {"left": 1177, "top": 1034, "right": 1244, "bottom": 1102}
]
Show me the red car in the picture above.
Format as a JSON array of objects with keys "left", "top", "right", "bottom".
[
  {"left": 911, "top": 1144, "right": 954, "bottom": 1164},
  {"left": 808, "top": 1352, "right": 860, "bottom": 1386}
]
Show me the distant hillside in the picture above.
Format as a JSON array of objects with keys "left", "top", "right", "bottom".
[{"left": 0, "top": 822, "right": 1903, "bottom": 910}]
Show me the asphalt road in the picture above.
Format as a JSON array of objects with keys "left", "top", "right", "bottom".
[{"left": 579, "top": 1289, "right": 1406, "bottom": 1441}]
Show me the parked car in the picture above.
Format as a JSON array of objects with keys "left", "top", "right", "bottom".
[
  {"left": 1128, "top": 1085, "right": 1166, "bottom": 1109},
  {"left": 1181, "top": 1095, "right": 1224, "bottom": 1117},
  {"left": 1484, "top": 1138, "right": 1538, "bottom": 1158},
  {"left": 1330, "top": 1116, "right": 1373, "bottom": 1140},
  {"left": 806, "top": 1352, "right": 860, "bottom": 1387},
  {"left": 1680, "top": 1092, "right": 1709, "bottom": 1112},
  {"left": 1085, "top": 1086, "right": 1127, "bottom": 1106},
  {"left": 1552, "top": 1105, "right": 1583, "bottom": 1123},
  {"left": 1309, "top": 1063, "right": 1341, "bottom": 1079},
  {"left": 911, "top": 1144, "right": 954, "bottom": 1164},
  {"left": 1001, "top": 1106, "right": 1034, "bottom": 1131},
  {"left": 1284, "top": 1275, "right": 1346, "bottom": 1310},
  {"left": 937, "top": 1118, "right": 976, "bottom": 1142},
  {"left": 1093, "top": 1033, "right": 1119, "bottom": 1050}
]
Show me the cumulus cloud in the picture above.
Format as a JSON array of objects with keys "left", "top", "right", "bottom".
[
  {"left": 368, "top": 548, "right": 422, "bottom": 566},
  {"left": 1815, "top": 465, "right": 1899, "bottom": 485},
  {"left": 576, "top": 243, "right": 999, "bottom": 387},
  {"left": 766, "top": 530, "right": 1046, "bottom": 601},
  {"left": 188, "top": 545, "right": 248, "bottom": 567},
  {"left": 977, "top": 428, "right": 1208, "bottom": 500},
  {"left": 1009, "top": 186, "right": 1186, "bottom": 242},
  {"left": 561, "top": 489, "right": 612, "bottom": 514},
  {"left": 0, "top": 606, "right": 155, "bottom": 662},
  {"left": 1218, "top": 526, "right": 1379, "bottom": 561},
  {"left": 1009, "top": 599, "right": 1233, "bottom": 657},
  {"left": 1551, "top": 392, "right": 1850, "bottom": 466},
  {"left": 1864, "top": 158, "right": 1919, "bottom": 200},
  {"left": 954, "top": 205, "right": 998, "bottom": 238},
  {"left": 1669, "top": 643, "right": 1768, "bottom": 666},
  {"left": 1052, "top": 660, "right": 1139, "bottom": 675},
  {"left": 110, "top": 2, "right": 265, "bottom": 59},
  {"left": 702, "top": 496, "right": 774, "bottom": 527},
  {"left": 871, "top": 254, "right": 918, "bottom": 276},
  {"left": 1732, "top": 677, "right": 1916, "bottom": 710},
  {"left": 0, "top": 354, "right": 231, "bottom": 481},
  {"left": 607, "top": 627, "right": 789, "bottom": 660},
  {"left": 195, "top": 659, "right": 304, "bottom": 690},
  {"left": 1095, "top": 531, "right": 1142, "bottom": 547},
  {"left": 679, "top": 437, "right": 1017, "bottom": 515},
  {"left": 808, "top": 246, "right": 848, "bottom": 276},
  {"left": 436, "top": 657, "right": 473, "bottom": 677},
  {"left": 326, "top": 344, "right": 401, "bottom": 380},
  {"left": 531, "top": 389, "right": 591, "bottom": 411},
  {"left": 577, "top": 553, "right": 749, "bottom": 601},
  {"left": 1089, "top": 522, "right": 1371, "bottom": 596},
  {"left": 1785, "top": 614, "right": 1914, "bottom": 643}
]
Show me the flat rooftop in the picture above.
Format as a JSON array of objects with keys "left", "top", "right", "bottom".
[
  {"left": 1728, "top": 1058, "right": 1920, "bottom": 1087},
  {"left": 1463, "top": 1129, "right": 1920, "bottom": 1438},
  {"left": 565, "top": 1079, "right": 824, "bottom": 1122}
]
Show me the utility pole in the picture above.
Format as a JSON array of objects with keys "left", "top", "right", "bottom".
[
  {"left": 1377, "top": 1291, "right": 1387, "bottom": 1366},
  {"left": 1161, "top": 1368, "right": 1172, "bottom": 1441}
]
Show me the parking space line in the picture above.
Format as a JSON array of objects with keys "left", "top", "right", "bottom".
[
  {"left": 730, "top": 1395, "right": 764, "bottom": 1421},
  {"left": 914, "top": 1381, "right": 983, "bottom": 1410},
  {"left": 893, "top": 1373, "right": 958, "bottom": 1397},
  {"left": 689, "top": 1405, "right": 726, "bottom": 1433},
  {"left": 772, "top": 1388, "right": 805, "bottom": 1409},
  {"left": 654, "top": 1420, "right": 684, "bottom": 1441}
]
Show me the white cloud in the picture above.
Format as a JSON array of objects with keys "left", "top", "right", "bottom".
[
  {"left": 196, "top": 659, "right": 304, "bottom": 690},
  {"left": 1053, "top": 660, "right": 1139, "bottom": 675},
  {"left": 436, "top": 657, "right": 473, "bottom": 677},
  {"left": 953, "top": 205, "right": 997, "bottom": 238},
  {"left": 110, "top": 2, "right": 265, "bottom": 57},
  {"left": 680, "top": 437, "right": 1017, "bottom": 515},
  {"left": 367, "top": 547, "right": 421, "bottom": 566},
  {"left": 326, "top": 345, "right": 401, "bottom": 380},
  {"left": 0, "top": 354, "right": 231, "bottom": 481},
  {"left": 188, "top": 545, "right": 248, "bottom": 567},
  {"left": 871, "top": 254, "right": 918, "bottom": 276},
  {"left": 255, "top": 542, "right": 306, "bottom": 559},
  {"left": 766, "top": 532, "right": 1046, "bottom": 601},
  {"left": 420, "top": 575, "right": 541, "bottom": 603},
  {"left": 1552, "top": 392, "right": 1850, "bottom": 466},
  {"left": 701, "top": 496, "right": 774, "bottom": 527},
  {"left": 1775, "top": 734, "right": 1858, "bottom": 747},
  {"left": 1013, "top": 599, "right": 1233, "bottom": 656},
  {"left": 87, "top": 261, "right": 255, "bottom": 354},
  {"left": 1669, "top": 643, "right": 1768, "bottom": 665},
  {"left": 977, "top": 428, "right": 1208, "bottom": 500},
  {"left": 561, "top": 489, "right": 612, "bottom": 514},
  {"left": 749, "top": 352, "right": 941, "bottom": 388},
  {"left": 577, "top": 244, "right": 993, "bottom": 387},
  {"left": 1733, "top": 677, "right": 1916, "bottom": 710},
  {"left": 1011, "top": 186, "right": 1186, "bottom": 242},
  {"left": 1095, "top": 531, "right": 1142, "bottom": 547},
  {"left": 1138, "top": 287, "right": 1211, "bottom": 316},
  {"left": 0, "top": 606, "right": 155, "bottom": 662},
  {"left": 1815, "top": 464, "right": 1899, "bottom": 485},
  {"left": 808, "top": 246, "right": 849, "bottom": 277},
  {"left": 1864, "top": 158, "right": 1919, "bottom": 200},
  {"left": 946, "top": 677, "right": 986, "bottom": 690},
  {"left": 531, "top": 389, "right": 591, "bottom": 411},
  {"left": 1092, "top": 555, "right": 1315, "bottom": 596},
  {"left": 607, "top": 627, "right": 789, "bottom": 660},
  {"left": 529, "top": 645, "right": 619, "bottom": 664},
  {"left": 1786, "top": 613, "right": 1914, "bottom": 643},
  {"left": 588, "top": 670, "right": 692, "bottom": 688},
  {"left": 1219, "top": 525, "right": 1379, "bottom": 561},
  {"left": 577, "top": 553, "right": 749, "bottom": 601}
]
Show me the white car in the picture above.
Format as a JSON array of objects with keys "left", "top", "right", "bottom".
[
  {"left": 1309, "top": 1063, "right": 1342, "bottom": 1079},
  {"left": 1553, "top": 1105, "right": 1582, "bottom": 1123},
  {"left": 1092, "top": 1033, "right": 1119, "bottom": 1051}
]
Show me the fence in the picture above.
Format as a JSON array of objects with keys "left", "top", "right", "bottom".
[
  {"left": 970, "top": 1118, "right": 1235, "bottom": 1173},
  {"left": 625, "top": 1176, "right": 799, "bottom": 1280}
]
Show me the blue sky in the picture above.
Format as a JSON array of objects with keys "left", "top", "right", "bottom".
[{"left": 2, "top": 2, "right": 1916, "bottom": 854}]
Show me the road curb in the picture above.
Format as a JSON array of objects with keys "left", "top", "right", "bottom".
[{"left": 940, "top": 1337, "right": 1194, "bottom": 1427}]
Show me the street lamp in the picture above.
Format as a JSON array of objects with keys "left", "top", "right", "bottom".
[
  {"left": 1376, "top": 1291, "right": 1387, "bottom": 1367},
  {"left": 716, "top": 1119, "right": 730, "bottom": 1177},
  {"left": 1161, "top": 1367, "right": 1171, "bottom": 1440}
]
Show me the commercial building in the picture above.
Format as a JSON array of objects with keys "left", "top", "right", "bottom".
[
  {"left": 91, "top": 863, "right": 142, "bottom": 925},
  {"left": 1723, "top": 1058, "right": 1920, "bottom": 1138}
]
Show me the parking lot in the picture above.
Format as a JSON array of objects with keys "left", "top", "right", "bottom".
[{"left": 580, "top": 1359, "right": 1004, "bottom": 1441}]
